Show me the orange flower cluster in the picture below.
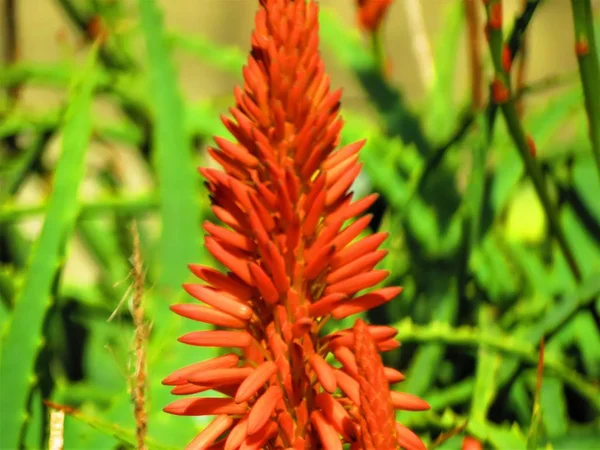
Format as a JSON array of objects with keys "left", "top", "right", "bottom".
[
  {"left": 163, "top": 0, "right": 428, "bottom": 448},
  {"left": 356, "top": 0, "right": 393, "bottom": 32}
]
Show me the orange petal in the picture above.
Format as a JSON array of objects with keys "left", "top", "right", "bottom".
[
  {"left": 323, "top": 140, "right": 366, "bottom": 170},
  {"left": 325, "top": 163, "right": 362, "bottom": 206},
  {"left": 249, "top": 192, "right": 275, "bottom": 232},
  {"left": 186, "top": 414, "right": 233, "bottom": 450},
  {"left": 256, "top": 182, "right": 277, "bottom": 210},
  {"left": 171, "top": 383, "right": 209, "bottom": 395},
  {"left": 396, "top": 423, "right": 427, "bottom": 450},
  {"left": 266, "top": 241, "right": 290, "bottom": 294},
  {"left": 278, "top": 411, "right": 296, "bottom": 444},
  {"left": 178, "top": 330, "right": 253, "bottom": 348},
  {"left": 325, "top": 155, "right": 359, "bottom": 189},
  {"left": 235, "top": 361, "right": 278, "bottom": 403},
  {"left": 212, "top": 205, "right": 245, "bottom": 232},
  {"left": 326, "top": 250, "right": 387, "bottom": 284},
  {"left": 164, "top": 397, "right": 247, "bottom": 416},
  {"left": 311, "top": 411, "right": 343, "bottom": 450},
  {"left": 330, "top": 326, "right": 397, "bottom": 348},
  {"left": 390, "top": 392, "right": 430, "bottom": 411},
  {"left": 331, "top": 287, "right": 403, "bottom": 319},
  {"left": 291, "top": 317, "right": 313, "bottom": 338},
  {"left": 204, "top": 221, "right": 255, "bottom": 252},
  {"left": 247, "top": 385, "right": 282, "bottom": 435},
  {"left": 332, "top": 346, "right": 358, "bottom": 377},
  {"left": 205, "top": 237, "right": 252, "bottom": 285},
  {"left": 378, "top": 338, "right": 400, "bottom": 352},
  {"left": 334, "top": 369, "right": 360, "bottom": 405},
  {"left": 163, "top": 354, "right": 240, "bottom": 385},
  {"left": 309, "top": 293, "right": 347, "bottom": 317},
  {"left": 182, "top": 284, "right": 253, "bottom": 320},
  {"left": 240, "top": 421, "right": 278, "bottom": 450},
  {"left": 170, "top": 303, "right": 246, "bottom": 329},
  {"left": 188, "top": 264, "right": 252, "bottom": 302},
  {"left": 315, "top": 392, "right": 356, "bottom": 441},
  {"left": 304, "top": 244, "right": 335, "bottom": 280},
  {"left": 325, "top": 270, "right": 389, "bottom": 296},
  {"left": 188, "top": 367, "right": 253, "bottom": 386},
  {"left": 225, "top": 418, "right": 248, "bottom": 450},
  {"left": 302, "top": 187, "right": 326, "bottom": 238},
  {"left": 248, "top": 263, "right": 279, "bottom": 304},
  {"left": 384, "top": 367, "right": 405, "bottom": 384},
  {"left": 214, "top": 136, "right": 259, "bottom": 168},
  {"left": 330, "top": 215, "right": 372, "bottom": 251},
  {"left": 306, "top": 217, "right": 344, "bottom": 261},
  {"left": 328, "top": 193, "right": 378, "bottom": 224},
  {"left": 309, "top": 354, "right": 337, "bottom": 393},
  {"left": 331, "top": 233, "right": 388, "bottom": 267}
]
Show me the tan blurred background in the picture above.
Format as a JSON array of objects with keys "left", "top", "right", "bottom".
[{"left": 1, "top": 0, "right": 579, "bottom": 111}]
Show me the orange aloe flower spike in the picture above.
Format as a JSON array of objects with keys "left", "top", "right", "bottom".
[{"left": 163, "top": 0, "right": 428, "bottom": 448}]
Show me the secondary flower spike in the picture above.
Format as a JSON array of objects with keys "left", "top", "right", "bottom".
[
  {"left": 356, "top": 0, "right": 393, "bottom": 32},
  {"left": 163, "top": 0, "right": 429, "bottom": 448}
]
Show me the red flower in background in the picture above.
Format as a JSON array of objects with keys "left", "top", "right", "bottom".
[
  {"left": 162, "top": 0, "right": 428, "bottom": 448},
  {"left": 356, "top": 0, "right": 393, "bottom": 32}
]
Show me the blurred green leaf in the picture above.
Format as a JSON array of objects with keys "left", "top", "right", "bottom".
[
  {"left": 0, "top": 47, "right": 97, "bottom": 449},
  {"left": 170, "top": 32, "right": 245, "bottom": 76},
  {"left": 138, "top": 0, "right": 220, "bottom": 444}
]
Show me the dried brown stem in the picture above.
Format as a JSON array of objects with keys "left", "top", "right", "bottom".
[
  {"left": 131, "top": 222, "right": 148, "bottom": 450},
  {"left": 464, "top": 0, "right": 483, "bottom": 110},
  {"left": 2, "top": 0, "right": 20, "bottom": 100}
]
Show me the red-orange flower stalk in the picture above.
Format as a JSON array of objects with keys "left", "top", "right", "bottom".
[
  {"left": 163, "top": 0, "right": 428, "bottom": 448},
  {"left": 356, "top": 0, "right": 393, "bottom": 32},
  {"left": 354, "top": 319, "right": 427, "bottom": 450}
]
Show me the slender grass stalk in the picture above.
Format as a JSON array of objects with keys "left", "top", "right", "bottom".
[
  {"left": 130, "top": 223, "right": 148, "bottom": 450},
  {"left": 370, "top": 30, "right": 386, "bottom": 76},
  {"left": 570, "top": 0, "right": 600, "bottom": 180}
]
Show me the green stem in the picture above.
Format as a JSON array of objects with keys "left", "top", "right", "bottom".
[
  {"left": 500, "top": 101, "right": 582, "bottom": 280},
  {"left": 0, "top": 131, "right": 54, "bottom": 203},
  {"left": 485, "top": 0, "right": 582, "bottom": 281},
  {"left": 570, "top": 0, "right": 600, "bottom": 180},
  {"left": 0, "top": 195, "right": 159, "bottom": 224},
  {"left": 393, "top": 319, "right": 600, "bottom": 408},
  {"left": 370, "top": 29, "right": 386, "bottom": 75}
]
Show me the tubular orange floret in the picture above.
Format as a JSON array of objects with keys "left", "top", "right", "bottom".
[
  {"left": 164, "top": 0, "right": 427, "bottom": 447},
  {"left": 354, "top": 319, "right": 429, "bottom": 449}
]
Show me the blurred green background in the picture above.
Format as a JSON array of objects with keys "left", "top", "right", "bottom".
[{"left": 0, "top": 0, "right": 599, "bottom": 449}]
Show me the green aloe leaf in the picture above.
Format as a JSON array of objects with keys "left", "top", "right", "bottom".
[
  {"left": 0, "top": 47, "right": 97, "bottom": 449},
  {"left": 471, "top": 309, "right": 502, "bottom": 421},
  {"left": 138, "top": 0, "right": 203, "bottom": 293},
  {"left": 138, "top": 0, "right": 219, "bottom": 444}
]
